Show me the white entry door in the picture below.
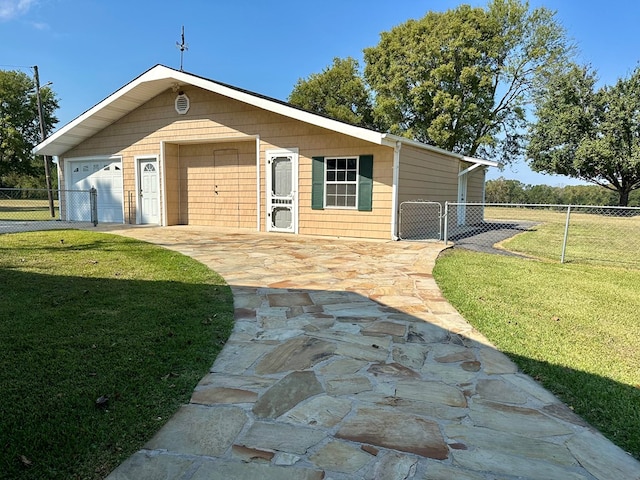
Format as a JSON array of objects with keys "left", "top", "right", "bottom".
[
  {"left": 266, "top": 149, "right": 298, "bottom": 233},
  {"left": 138, "top": 158, "right": 159, "bottom": 224}
]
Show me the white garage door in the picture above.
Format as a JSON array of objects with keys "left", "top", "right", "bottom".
[{"left": 68, "top": 159, "right": 124, "bottom": 223}]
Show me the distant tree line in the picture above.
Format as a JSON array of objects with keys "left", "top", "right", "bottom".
[{"left": 485, "top": 177, "right": 640, "bottom": 207}]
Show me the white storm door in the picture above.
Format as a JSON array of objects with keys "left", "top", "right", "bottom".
[
  {"left": 266, "top": 149, "right": 298, "bottom": 233},
  {"left": 138, "top": 158, "right": 160, "bottom": 224}
]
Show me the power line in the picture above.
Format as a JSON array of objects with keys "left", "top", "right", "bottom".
[{"left": 0, "top": 64, "right": 33, "bottom": 70}]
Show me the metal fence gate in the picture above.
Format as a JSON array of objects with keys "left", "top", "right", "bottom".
[{"left": 398, "top": 201, "right": 442, "bottom": 240}]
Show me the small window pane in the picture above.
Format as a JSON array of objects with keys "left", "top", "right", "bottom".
[
  {"left": 337, "top": 158, "right": 346, "bottom": 170},
  {"left": 337, "top": 171, "right": 346, "bottom": 182},
  {"left": 347, "top": 158, "right": 357, "bottom": 169},
  {"left": 326, "top": 159, "right": 336, "bottom": 169},
  {"left": 272, "top": 207, "right": 292, "bottom": 229},
  {"left": 326, "top": 184, "right": 337, "bottom": 195},
  {"left": 347, "top": 184, "right": 356, "bottom": 195},
  {"left": 326, "top": 196, "right": 337, "bottom": 206},
  {"left": 327, "top": 171, "right": 335, "bottom": 181},
  {"left": 347, "top": 171, "right": 356, "bottom": 181},
  {"left": 346, "top": 196, "right": 356, "bottom": 207}
]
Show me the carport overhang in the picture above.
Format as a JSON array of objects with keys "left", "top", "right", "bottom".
[{"left": 458, "top": 155, "right": 498, "bottom": 176}]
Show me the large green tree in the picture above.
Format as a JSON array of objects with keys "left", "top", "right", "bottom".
[
  {"left": 289, "top": 57, "right": 378, "bottom": 130},
  {"left": 364, "top": 0, "right": 570, "bottom": 160},
  {"left": 0, "top": 69, "right": 58, "bottom": 186},
  {"left": 289, "top": 0, "right": 572, "bottom": 164},
  {"left": 528, "top": 65, "right": 640, "bottom": 206}
]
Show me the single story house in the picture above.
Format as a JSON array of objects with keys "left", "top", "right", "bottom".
[{"left": 34, "top": 65, "right": 497, "bottom": 240}]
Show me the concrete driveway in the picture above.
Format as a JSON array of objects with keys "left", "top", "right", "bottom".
[{"left": 99, "top": 226, "right": 639, "bottom": 480}]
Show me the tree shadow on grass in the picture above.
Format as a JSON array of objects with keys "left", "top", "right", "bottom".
[
  {"left": 0, "top": 267, "right": 234, "bottom": 480},
  {"left": 505, "top": 351, "right": 640, "bottom": 460}
]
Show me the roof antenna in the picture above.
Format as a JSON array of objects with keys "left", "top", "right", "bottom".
[{"left": 176, "top": 26, "right": 188, "bottom": 72}]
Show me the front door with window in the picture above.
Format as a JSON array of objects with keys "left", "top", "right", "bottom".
[
  {"left": 266, "top": 149, "right": 298, "bottom": 233},
  {"left": 138, "top": 158, "right": 159, "bottom": 224}
]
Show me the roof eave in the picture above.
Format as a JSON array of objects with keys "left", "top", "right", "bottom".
[
  {"left": 34, "top": 65, "right": 173, "bottom": 156},
  {"left": 382, "top": 133, "right": 499, "bottom": 167},
  {"left": 33, "top": 65, "right": 498, "bottom": 165},
  {"left": 34, "top": 65, "right": 388, "bottom": 157}
]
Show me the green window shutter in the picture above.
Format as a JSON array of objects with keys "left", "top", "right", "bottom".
[
  {"left": 311, "top": 156, "right": 325, "bottom": 210},
  {"left": 358, "top": 155, "right": 373, "bottom": 212}
]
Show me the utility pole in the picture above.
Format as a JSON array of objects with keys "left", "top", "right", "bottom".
[{"left": 33, "top": 65, "right": 55, "bottom": 217}]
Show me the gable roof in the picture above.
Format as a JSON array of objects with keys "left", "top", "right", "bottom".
[{"left": 33, "top": 64, "right": 497, "bottom": 168}]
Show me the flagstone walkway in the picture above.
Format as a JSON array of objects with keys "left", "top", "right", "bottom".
[{"left": 101, "top": 226, "right": 640, "bottom": 480}]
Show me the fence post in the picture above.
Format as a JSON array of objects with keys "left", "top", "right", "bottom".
[
  {"left": 443, "top": 202, "right": 449, "bottom": 245},
  {"left": 561, "top": 205, "right": 571, "bottom": 263},
  {"left": 90, "top": 187, "right": 98, "bottom": 226}
]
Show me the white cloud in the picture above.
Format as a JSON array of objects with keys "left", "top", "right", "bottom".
[
  {"left": 0, "top": 0, "right": 37, "bottom": 21},
  {"left": 30, "top": 20, "right": 49, "bottom": 30}
]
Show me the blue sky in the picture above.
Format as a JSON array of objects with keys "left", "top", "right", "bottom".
[{"left": 1, "top": 0, "right": 638, "bottom": 186}]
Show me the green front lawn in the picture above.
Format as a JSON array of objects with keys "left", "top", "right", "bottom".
[
  {"left": 434, "top": 249, "right": 640, "bottom": 459},
  {"left": 0, "top": 230, "right": 234, "bottom": 479}
]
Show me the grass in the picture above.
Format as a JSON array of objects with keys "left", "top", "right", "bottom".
[
  {"left": 484, "top": 206, "right": 640, "bottom": 267},
  {"left": 434, "top": 225, "right": 640, "bottom": 459},
  {"left": 0, "top": 230, "right": 234, "bottom": 479},
  {"left": 0, "top": 199, "right": 60, "bottom": 221}
]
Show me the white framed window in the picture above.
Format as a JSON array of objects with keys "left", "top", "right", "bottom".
[
  {"left": 325, "top": 156, "right": 359, "bottom": 208},
  {"left": 312, "top": 154, "right": 373, "bottom": 212}
]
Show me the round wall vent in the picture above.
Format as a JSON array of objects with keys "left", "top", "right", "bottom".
[{"left": 175, "top": 93, "right": 190, "bottom": 115}]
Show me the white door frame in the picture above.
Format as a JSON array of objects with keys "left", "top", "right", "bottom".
[
  {"left": 265, "top": 148, "right": 298, "bottom": 233},
  {"left": 457, "top": 165, "right": 468, "bottom": 226},
  {"left": 135, "top": 155, "right": 160, "bottom": 225}
]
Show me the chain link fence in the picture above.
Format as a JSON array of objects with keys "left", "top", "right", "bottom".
[
  {"left": 444, "top": 203, "right": 640, "bottom": 268},
  {"left": 0, "top": 188, "right": 97, "bottom": 233},
  {"left": 398, "top": 201, "right": 442, "bottom": 240}
]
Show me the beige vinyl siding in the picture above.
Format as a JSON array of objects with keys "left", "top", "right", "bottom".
[
  {"left": 60, "top": 86, "right": 394, "bottom": 239},
  {"left": 397, "top": 145, "right": 460, "bottom": 204},
  {"left": 176, "top": 142, "right": 256, "bottom": 228},
  {"left": 164, "top": 143, "right": 180, "bottom": 225},
  {"left": 466, "top": 166, "right": 486, "bottom": 203}
]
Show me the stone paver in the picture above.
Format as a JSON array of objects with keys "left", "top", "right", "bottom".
[{"left": 100, "top": 226, "right": 640, "bottom": 480}]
